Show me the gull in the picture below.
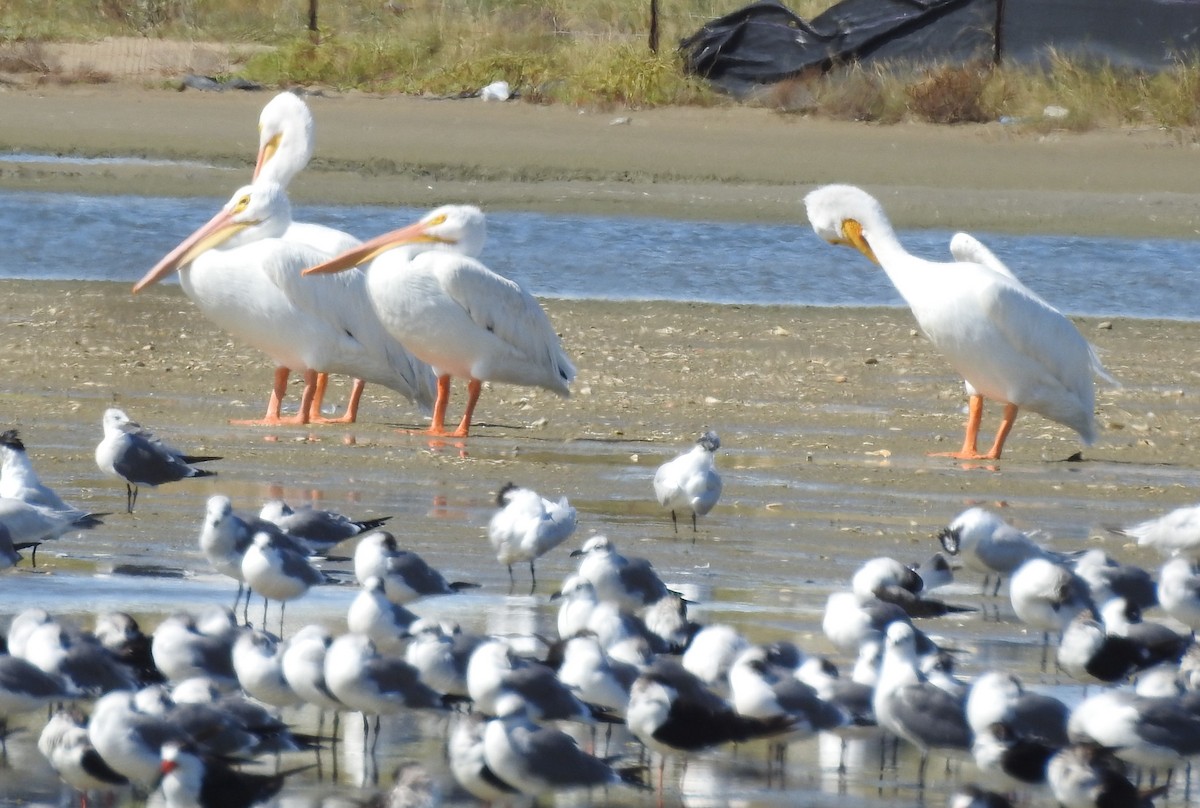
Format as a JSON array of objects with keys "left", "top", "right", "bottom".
[
  {"left": 555, "top": 633, "right": 638, "bottom": 716},
  {"left": 0, "top": 429, "right": 102, "bottom": 525},
  {"left": 346, "top": 575, "right": 420, "bottom": 651},
  {"left": 851, "top": 556, "right": 973, "bottom": 618},
  {"left": 570, "top": 534, "right": 670, "bottom": 611},
  {"left": 1158, "top": 557, "right": 1200, "bottom": 630},
  {"left": 87, "top": 689, "right": 191, "bottom": 787},
  {"left": 198, "top": 494, "right": 319, "bottom": 618},
  {"left": 555, "top": 575, "right": 602, "bottom": 640},
  {"left": 1047, "top": 742, "right": 1165, "bottom": 808},
  {"left": 0, "top": 652, "right": 73, "bottom": 752},
  {"left": 448, "top": 712, "right": 525, "bottom": 804},
  {"left": 948, "top": 784, "right": 1016, "bottom": 808},
  {"left": 302, "top": 204, "right": 575, "bottom": 438},
  {"left": 681, "top": 624, "right": 749, "bottom": 698},
  {"left": 324, "top": 632, "right": 444, "bottom": 755},
  {"left": 151, "top": 612, "right": 239, "bottom": 688},
  {"left": 0, "top": 497, "right": 96, "bottom": 565},
  {"left": 354, "top": 530, "right": 475, "bottom": 604},
  {"left": 280, "top": 624, "right": 345, "bottom": 736},
  {"left": 1073, "top": 549, "right": 1157, "bottom": 609},
  {"left": 653, "top": 430, "right": 723, "bottom": 533},
  {"left": 93, "top": 611, "right": 164, "bottom": 687},
  {"left": 938, "top": 507, "right": 1076, "bottom": 596},
  {"left": 21, "top": 620, "right": 139, "bottom": 696},
  {"left": 38, "top": 711, "right": 129, "bottom": 802},
  {"left": 796, "top": 656, "right": 880, "bottom": 771},
  {"left": 1115, "top": 503, "right": 1200, "bottom": 560},
  {"left": 157, "top": 739, "right": 305, "bottom": 808},
  {"left": 487, "top": 482, "right": 577, "bottom": 587},
  {"left": 581, "top": 599, "right": 671, "bottom": 666},
  {"left": 1099, "top": 596, "right": 1191, "bottom": 667},
  {"left": 94, "top": 408, "right": 218, "bottom": 512},
  {"left": 822, "top": 590, "right": 934, "bottom": 655},
  {"left": 231, "top": 628, "right": 301, "bottom": 709},
  {"left": 241, "top": 531, "right": 327, "bottom": 634},
  {"left": 1008, "top": 557, "right": 1094, "bottom": 652},
  {"left": 1067, "top": 689, "right": 1200, "bottom": 772},
  {"left": 1058, "top": 611, "right": 1160, "bottom": 684},
  {"left": 965, "top": 671, "right": 1069, "bottom": 748},
  {"left": 404, "top": 619, "right": 483, "bottom": 703},
  {"left": 0, "top": 523, "right": 25, "bottom": 571},
  {"left": 625, "top": 657, "right": 797, "bottom": 763},
  {"left": 970, "top": 721, "right": 1056, "bottom": 792},
  {"left": 259, "top": 497, "right": 390, "bottom": 550},
  {"left": 912, "top": 552, "right": 954, "bottom": 591},
  {"left": 465, "top": 638, "right": 597, "bottom": 724},
  {"left": 873, "top": 622, "right": 972, "bottom": 784},
  {"left": 806, "top": 184, "right": 1114, "bottom": 460},
  {"left": 481, "top": 690, "right": 646, "bottom": 798},
  {"left": 727, "top": 645, "right": 844, "bottom": 764}
]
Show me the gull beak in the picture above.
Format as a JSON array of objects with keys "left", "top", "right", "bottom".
[
  {"left": 303, "top": 219, "right": 446, "bottom": 276},
  {"left": 133, "top": 208, "right": 250, "bottom": 294}
]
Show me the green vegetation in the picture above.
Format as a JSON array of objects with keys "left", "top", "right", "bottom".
[{"left": 5, "top": 0, "right": 1200, "bottom": 131}]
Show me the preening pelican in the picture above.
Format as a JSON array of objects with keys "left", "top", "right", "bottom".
[
  {"left": 303, "top": 205, "right": 575, "bottom": 437},
  {"left": 134, "top": 181, "right": 437, "bottom": 425},
  {"left": 249, "top": 91, "right": 439, "bottom": 422},
  {"left": 805, "top": 184, "right": 1114, "bottom": 460}
]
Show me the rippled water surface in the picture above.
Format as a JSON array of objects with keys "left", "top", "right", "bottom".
[{"left": 4, "top": 189, "right": 1200, "bottom": 318}]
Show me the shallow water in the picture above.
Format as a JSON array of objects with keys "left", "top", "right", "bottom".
[
  {"left": 1, "top": 418, "right": 1196, "bottom": 808},
  {"left": 3, "top": 189, "right": 1200, "bottom": 318}
]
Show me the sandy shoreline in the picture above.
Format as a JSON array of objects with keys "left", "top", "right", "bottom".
[{"left": 3, "top": 85, "right": 1200, "bottom": 237}]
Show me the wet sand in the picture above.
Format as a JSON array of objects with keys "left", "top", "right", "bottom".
[{"left": 1, "top": 86, "right": 1200, "bottom": 806}]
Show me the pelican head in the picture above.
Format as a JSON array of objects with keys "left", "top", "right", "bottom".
[
  {"left": 134, "top": 182, "right": 291, "bottom": 293},
  {"left": 303, "top": 204, "right": 487, "bottom": 277},
  {"left": 253, "top": 91, "right": 314, "bottom": 186},
  {"left": 803, "top": 184, "right": 894, "bottom": 266}
]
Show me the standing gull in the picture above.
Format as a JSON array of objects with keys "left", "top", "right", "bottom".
[
  {"left": 653, "top": 430, "right": 723, "bottom": 533},
  {"left": 487, "top": 482, "right": 577, "bottom": 587},
  {"left": 94, "top": 408, "right": 218, "bottom": 513},
  {"left": 0, "top": 429, "right": 102, "bottom": 526},
  {"left": 805, "top": 184, "right": 1114, "bottom": 460}
]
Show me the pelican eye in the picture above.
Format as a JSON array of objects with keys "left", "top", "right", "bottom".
[
  {"left": 232, "top": 195, "right": 251, "bottom": 214},
  {"left": 425, "top": 213, "right": 448, "bottom": 227}
]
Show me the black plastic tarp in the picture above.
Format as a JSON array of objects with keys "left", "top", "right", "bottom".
[
  {"left": 680, "top": 0, "right": 994, "bottom": 97},
  {"left": 681, "top": 0, "right": 1200, "bottom": 98}
]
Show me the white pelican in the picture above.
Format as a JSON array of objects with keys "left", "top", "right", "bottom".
[
  {"left": 134, "top": 182, "right": 437, "bottom": 426},
  {"left": 303, "top": 205, "right": 575, "bottom": 438},
  {"left": 805, "top": 184, "right": 1114, "bottom": 460},
  {"left": 251, "top": 91, "right": 441, "bottom": 423}
]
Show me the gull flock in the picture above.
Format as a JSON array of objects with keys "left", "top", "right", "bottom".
[{"left": 0, "top": 89, "right": 1196, "bottom": 808}]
